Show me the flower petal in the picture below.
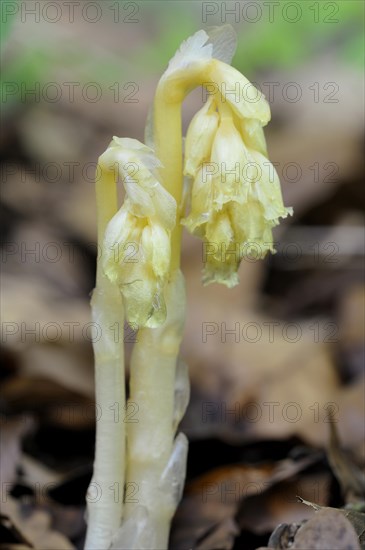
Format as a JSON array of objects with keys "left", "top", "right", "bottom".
[
  {"left": 150, "top": 223, "right": 171, "bottom": 279},
  {"left": 181, "top": 166, "right": 213, "bottom": 234},
  {"left": 249, "top": 150, "right": 293, "bottom": 222},
  {"left": 210, "top": 117, "right": 250, "bottom": 207},
  {"left": 240, "top": 118, "right": 268, "bottom": 157}
]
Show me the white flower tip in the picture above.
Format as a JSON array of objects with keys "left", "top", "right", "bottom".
[
  {"left": 206, "top": 24, "right": 237, "bottom": 64},
  {"left": 165, "top": 29, "right": 212, "bottom": 75},
  {"left": 165, "top": 26, "right": 237, "bottom": 77}
]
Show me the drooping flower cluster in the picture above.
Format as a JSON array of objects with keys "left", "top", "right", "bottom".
[
  {"left": 181, "top": 54, "right": 292, "bottom": 287},
  {"left": 100, "top": 137, "right": 176, "bottom": 328}
]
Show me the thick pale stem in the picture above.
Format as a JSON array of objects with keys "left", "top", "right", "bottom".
[
  {"left": 124, "top": 271, "right": 186, "bottom": 549},
  {"left": 85, "top": 169, "right": 126, "bottom": 550}
]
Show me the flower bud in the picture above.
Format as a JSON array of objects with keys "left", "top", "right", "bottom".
[
  {"left": 184, "top": 96, "right": 219, "bottom": 178},
  {"left": 100, "top": 137, "right": 177, "bottom": 328},
  {"left": 210, "top": 117, "right": 250, "bottom": 208},
  {"left": 103, "top": 205, "right": 171, "bottom": 328},
  {"left": 202, "top": 209, "right": 238, "bottom": 288},
  {"left": 181, "top": 166, "right": 213, "bottom": 235}
]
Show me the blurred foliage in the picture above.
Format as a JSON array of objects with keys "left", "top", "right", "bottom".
[
  {"left": 1, "top": 0, "right": 363, "bottom": 109},
  {"left": 125, "top": 1, "right": 365, "bottom": 74},
  {"left": 233, "top": 0, "right": 364, "bottom": 72},
  {"left": 131, "top": 6, "right": 197, "bottom": 71}
]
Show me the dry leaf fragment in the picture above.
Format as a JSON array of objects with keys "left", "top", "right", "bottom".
[
  {"left": 267, "top": 522, "right": 301, "bottom": 549},
  {"left": 291, "top": 507, "right": 361, "bottom": 549},
  {"left": 297, "top": 499, "right": 365, "bottom": 548},
  {"left": 171, "top": 455, "right": 320, "bottom": 549},
  {"left": 195, "top": 517, "right": 239, "bottom": 550}
]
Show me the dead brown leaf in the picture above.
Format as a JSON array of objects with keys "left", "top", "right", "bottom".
[
  {"left": 291, "top": 507, "right": 361, "bottom": 549},
  {"left": 171, "top": 455, "right": 320, "bottom": 550}
]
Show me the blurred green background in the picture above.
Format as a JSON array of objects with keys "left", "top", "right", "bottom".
[{"left": 1, "top": 0, "right": 364, "bottom": 104}]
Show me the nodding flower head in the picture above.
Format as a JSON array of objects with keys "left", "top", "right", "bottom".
[
  {"left": 100, "top": 137, "right": 177, "bottom": 328},
  {"left": 182, "top": 76, "right": 292, "bottom": 287}
]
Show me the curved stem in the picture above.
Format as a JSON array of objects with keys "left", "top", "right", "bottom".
[
  {"left": 152, "top": 61, "right": 216, "bottom": 271},
  {"left": 122, "top": 61, "right": 231, "bottom": 549}
]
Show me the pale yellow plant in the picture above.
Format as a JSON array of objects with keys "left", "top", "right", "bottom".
[{"left": 85, "top": 25, "right": 291, "bottom": 550}]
